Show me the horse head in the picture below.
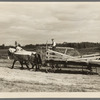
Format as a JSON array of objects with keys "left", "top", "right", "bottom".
[{"left": 8, "top": 48, "right": 16, "bottom": 59}]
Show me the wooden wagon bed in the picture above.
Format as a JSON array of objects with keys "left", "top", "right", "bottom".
[{"left": 43, "top": 47, "right": 100, "bottom": 73}]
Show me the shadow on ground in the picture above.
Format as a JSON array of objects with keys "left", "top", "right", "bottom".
[
  {"left": 7, "top": 65, "right": 99, "bottom": 75},
  {"left": 39, "top": 67, "right": 99, "bottom": 75}
]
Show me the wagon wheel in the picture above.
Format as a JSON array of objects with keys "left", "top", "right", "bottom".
[
  {"left": 46, "top": 63, "right": 56, "bottom": 73},
  {"left": 87, "top": 64, "right": 93, "bottom": 75},
  {"left": 54, "top": 64, "right": 61, "bottom": 72}
]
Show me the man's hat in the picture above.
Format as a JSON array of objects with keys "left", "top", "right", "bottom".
[
  {"left": 18, "top": 44, "right": 21, "bottom": 46},
  {"left": 51, "top": 38, "right": 54, "bottom": 40}
]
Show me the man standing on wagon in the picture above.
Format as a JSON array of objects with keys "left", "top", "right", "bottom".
[{"left": 51, "top": 38, "right": 56, "bottom": 50}]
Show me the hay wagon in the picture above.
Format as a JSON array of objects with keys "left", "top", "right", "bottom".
[
  {"left": 40, "top": 46, "right": 100, "bottom": 73},
  {"left": 40, "top": 47, "right": 83, "bottom": 72}
]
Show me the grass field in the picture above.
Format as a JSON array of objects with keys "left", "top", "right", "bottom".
[
  {"left": 0, "top": 59, "right": 100, "bottom": 92},
  {"left": 0, "top": 48, "right": 100, "bottom": 92}
]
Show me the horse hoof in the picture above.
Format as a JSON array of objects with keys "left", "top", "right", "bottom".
[
  {"left": 35, "top": 69, "right": 38, "bottom": 72},
  {"left": 20, "top": 67, "right": 24, "bottom": 70}
]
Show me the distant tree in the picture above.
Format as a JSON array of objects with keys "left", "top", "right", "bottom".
[{"left": 1, "top": 44, "right": 5, "bottom": 49}]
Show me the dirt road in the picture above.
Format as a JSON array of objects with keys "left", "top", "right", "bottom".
[{"left": 0, "top": 59, "right": 100, "bottom": 92}]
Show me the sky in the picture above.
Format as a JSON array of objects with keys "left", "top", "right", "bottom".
[{"left": 0, "top": 2, "right": 100, "bottom": 46}]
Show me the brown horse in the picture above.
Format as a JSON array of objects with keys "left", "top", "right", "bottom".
[{"left": 8, "top": 48, "right": 42, "bottom": 71}]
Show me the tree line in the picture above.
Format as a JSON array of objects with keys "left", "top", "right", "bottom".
[
  {"left": 0, "top": 42, "right": 100, "bottom": 49},
  {"left": 24, "top": 42, "right": 100, "bottom": 49},
  {"left": 57, "top": 42, "right": 100, "bottom": 49}
]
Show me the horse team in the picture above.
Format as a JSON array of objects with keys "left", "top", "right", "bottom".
[{"left": 8, "top": 48, "right": 42, "bottom": 71}]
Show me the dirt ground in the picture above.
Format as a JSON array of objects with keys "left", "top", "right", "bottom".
[{"left": 0, "top": 59, "right": 100, "bottom": 92}]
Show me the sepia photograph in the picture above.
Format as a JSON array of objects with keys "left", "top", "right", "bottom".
[{"left": 0, "top": 1, "right": 100, "bottom": 97}]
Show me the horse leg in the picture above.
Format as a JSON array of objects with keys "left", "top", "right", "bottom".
[
  {"left": 34, "top": 64, "right": 38, "bottom": 71},
  {"left": 11, "top": 60, "right": 16, "bottom": 69},
  {"left": 37, "top": 64, "right": 39, "bottom": 71},
  {"left": 31, "top": 63, "right": 34, "bottom": 69},
  {"left": 36, "top": 64, "right": 41, "bottom": 71},
  {"left": 38, "top": 63, "right": 41, "bottom": 71},
  {"left": 25, "top": 62, "right": 30, "bottom": 70},
  {"left": 19, "top": 61, "right": 24, "bottom": 70},
  {"left": 38, "top": 64, "right": 41, "bottom": 70}
]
